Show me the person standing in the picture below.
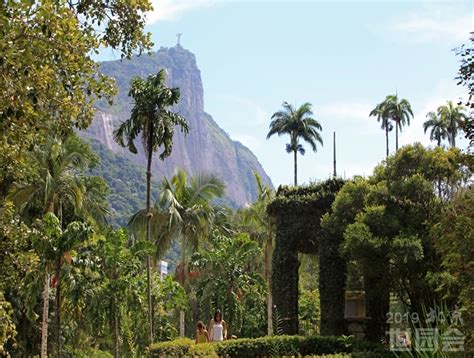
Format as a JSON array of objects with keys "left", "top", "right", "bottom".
[
  {"left": 208, "top": 309, "right": 227, "bottom": 342},
  {"left": 195, "top": 321, "right": 208, "bottom": 344}
]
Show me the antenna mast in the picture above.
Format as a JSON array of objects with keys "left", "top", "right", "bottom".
[{"left": 333, "top": 131, "right": 337, "bottom": 178}]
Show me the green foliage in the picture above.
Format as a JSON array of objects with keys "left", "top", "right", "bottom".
[
  {"left": 299, "top": 288, "right": 321, "bottom": 336},
  {"left": 236, "top": 171, "right": 275, "bottom": 334},
  {"left": 63, "top": 348, "right": 113, "bottom": 358},
  {"left": 424, "top": 111, "right": 450, "bottom": 147},
  {"left": 8, "top": 134, "right": 106, "bottom": 220},
  {"left": 113, "top": 68, "right": 189, "bottom": 343},
  {"left": 156, "top": 168, "right": 226, "bottom": 260},
  {"left": 433, "top": 187, "right": 474, "bottom": 350},
  {"left": 426, "top": 101, "right": 468, "bottom": 148},
  {"left": 59, "top": 228, "right": 185, "bottom": 355},
  {"left": 370, "top": 93, "right": 413, "bottom": 155},
  {"left": 87, "top": 138, "right": 160, "bottom": 227},
  {"left": 188, "top": 342, "right": 219, "bottom": 357},
  {"left": 149, "top": 338, "right": 194, "bottom": 357},
  {"left": 191, "top": 232, "right": 267, "bottom": 338},
  {"left": 149, "top": 335, "right": 389, "bottom": 357},
  {"left": 324, "top": 144, "right": 473, "bottom": 342},
  {"left": 0, "top": 202, "right": 42, "bottom": 356},
  {"left": 0, "top": 0, "right": 152, "bottom": 190},
  {"left": 0, "top": 292, "right": 16, "bottom": 357},
  {"left": 113, "top": 69, "right": 189, "bottom": 160}
]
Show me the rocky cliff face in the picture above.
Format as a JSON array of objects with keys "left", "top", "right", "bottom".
[{"left": 84, "top": 45, "right": 273, "bottom": 206}]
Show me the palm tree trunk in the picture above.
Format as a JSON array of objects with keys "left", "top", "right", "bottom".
[
  {"left": 41, "top": 202, "right": 55, "bottom": 358},
  {"left": 451, "top": 129, "right": 456, "bottom": 148},
  {"left": 293, "top": 149, "right": 298, "bottom": 186},
  {"left": 55, "top": 256, "right": 62, "bottom": 358},
  {"left": 395, "top": 123, "right": 399, "bottom": 151},
  {"left": 41, "top": 272, "right": 50, "bottom": 358},
  {"left": 264, "top": 240, "right": 273, "bottom": 335},
  {"left": 385, "top": 125, "right": 389, "bottom": 159},
  {"left": 145, "top": 127, "right": 154, "bottom": 345},
  {"left": 179, "top": 235, "right": 186, "bottom": 337}
]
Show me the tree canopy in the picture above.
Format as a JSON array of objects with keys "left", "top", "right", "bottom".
[{"left": 0, "top": 0, "right": 152, "bottom": 193}]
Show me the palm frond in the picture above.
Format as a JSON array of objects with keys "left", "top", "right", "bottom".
[{"left": 7, "top": 184, "right": 38, "bottom": 212}]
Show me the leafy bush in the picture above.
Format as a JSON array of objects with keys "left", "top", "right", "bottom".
[
  {"left": 149, "top": 338, "right": 194, "bottom": 357},
  {"left": 149, "top": 335, "right": 389, "bottom": 357},
  {"left": 188, "top": 343, "right": 219, "bottom": 357},
  {"left": 63, "top": 348, "right": 113, "bottom": 358}
]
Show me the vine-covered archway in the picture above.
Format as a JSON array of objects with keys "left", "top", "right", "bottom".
[{"left": 267, "top": 179, "right": 346, "bottom": 335}]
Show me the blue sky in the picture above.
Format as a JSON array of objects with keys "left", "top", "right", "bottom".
[{"left": 110, "top": 0, "right": 472, "bottom": 187}]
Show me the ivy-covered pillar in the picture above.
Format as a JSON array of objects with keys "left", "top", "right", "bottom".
[
  {"left": 271, "top": 213, "right": 300, "bottom": 334},
  {"left": 319, "top": 233, "right": 347, "bottom": 336}
]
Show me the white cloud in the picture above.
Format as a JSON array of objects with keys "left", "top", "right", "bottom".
[
  {"left": 147, "top": 0, "right": 217, "bottom": 23},
  {"left": 374, "top": 3, "right": 472, "bottom": 44}
]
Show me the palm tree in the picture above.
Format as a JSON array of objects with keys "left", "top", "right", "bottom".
[
  {"left": 238, "top": 171, "right": 275, "bottom": 335},
  {"left": 370, "top": 94, "right": 413, "bottom": 157},
  {"left": 128, "top": 169, "right": 224, "bottom": 337},
  {"left": 114, "top": 69, "right": 189, "bottom": 344},
  {"left": 8, "top": 135, "right": 93, "bottom": 358},
  {"left": 157, "top": 168, "right": 225, "bottom": 337},
  {"left": 267, "top": 102, "right": 323, "bottom": 186},
  {"left": 387, "top": 95, "right": 413, "bottom": 151},
  {"left": 423, "top": 112, "right": 449, "bottom": 147},
  {"left": 437, "top": 101, "right": 468, "bottom": 148},
  {"left": 370, "top": 101, "right": 393, "bottom": 159}
]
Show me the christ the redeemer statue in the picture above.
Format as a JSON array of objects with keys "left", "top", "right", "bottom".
[{"left": 177, "top": 33, "right": 183, "bottom": 46}]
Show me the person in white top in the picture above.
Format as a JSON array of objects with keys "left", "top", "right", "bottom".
[{"left": 208, "top": 309, "right": 227, "bottom": 342}]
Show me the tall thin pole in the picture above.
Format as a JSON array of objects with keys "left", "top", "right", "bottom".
[{"left": 333, "top": 131, "right": 336, "bottom": 178}]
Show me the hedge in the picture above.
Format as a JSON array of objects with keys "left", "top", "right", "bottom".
[{"left": 149, "top": 335, "right": 391, "bottom": 357}]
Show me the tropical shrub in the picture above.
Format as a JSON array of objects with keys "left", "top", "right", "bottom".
[
  {"left": 149, "top": 338, "right": 194, "bottom": 357},
  {"left": 149, "top": 335, "right": 389, "bottom": 357},
  {"left": 190, "top": 232, "right": 267, "bottom": 338},
  {"left": 63, "top": 348, "right": 113, "bottom": 358}
]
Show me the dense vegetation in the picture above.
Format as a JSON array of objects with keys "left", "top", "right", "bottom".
[
  {"left": 1, "top": 1, "right": 473, "bottom": 356},
  {"left": 87, "top": 138, "right": 160, "bottom": 227}
]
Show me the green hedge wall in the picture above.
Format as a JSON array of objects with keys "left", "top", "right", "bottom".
[
  {"left": 149, "top": 335, "right": 391, "bottom": 357},
  {"left": 319, "top": 225, "right": 347, "bottom": 336},
  {"left": 267, "top": 179, "right": 346, "bottom": 336}
]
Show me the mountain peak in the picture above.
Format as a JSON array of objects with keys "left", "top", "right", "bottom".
[{"left": 84, "top": 47, "right": 273, "bottom": 207}]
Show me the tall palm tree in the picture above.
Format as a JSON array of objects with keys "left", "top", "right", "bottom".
[
  {"left": 423, "top": 112, "right": 449, "bottom": 147},
  {"left": 370, "top": 100, "right": 393, "bottom": 159},
  {"left": 387, "top": 94, "right": 413, "bottom": 151},
  {"left": 267, "top": 102, "right": 323, "bottom": 186},
  {"left": 238, "top": 171, "right": 275, "bottom": 335},
  {"left": 437, "top": 101, "right": 468, "bottom": 148},
  {"left": 370, "top": 94, "right": 413, "bottom": 157},
  {"left": 114, "top": 69, "right": 189, "bottom": 344},
  {"left": 8, "top": 135, "right": 93, "bottom": 358}
]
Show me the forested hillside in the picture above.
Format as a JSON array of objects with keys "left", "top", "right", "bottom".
[{"left": 87, "top": 139, "right": 159, "bottom": 227}]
